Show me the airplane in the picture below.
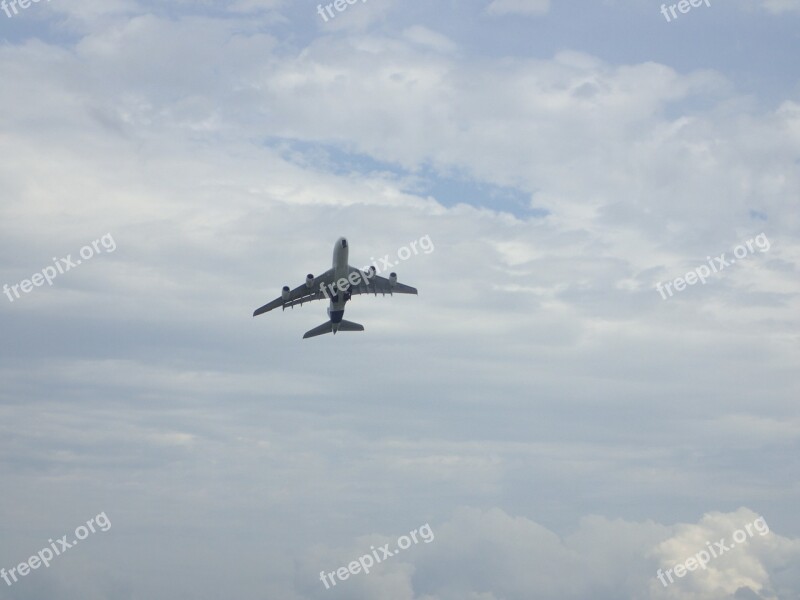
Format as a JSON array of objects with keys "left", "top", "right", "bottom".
[{"left": 253, "top": 237, "right": 418, "bottom": 339}]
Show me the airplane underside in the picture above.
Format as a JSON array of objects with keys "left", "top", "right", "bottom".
[{"left": 253, "top": 237, "right": 417, "bottom": 339}]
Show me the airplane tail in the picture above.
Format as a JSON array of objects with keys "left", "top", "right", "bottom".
[{"left": 302, "top": 319, "right": 364, "bottom": 339}]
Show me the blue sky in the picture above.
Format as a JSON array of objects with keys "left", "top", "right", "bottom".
[{"left": 1, "top": 1, "right": 799, "bottom": 599}]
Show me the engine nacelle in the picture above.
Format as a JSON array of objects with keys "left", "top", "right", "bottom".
[
  {"left": 368, "top": 265, "right": 377, "bottom": 277},
  {"left": 281, "top": 286, "right": 290, "bottom": 301},
  {"left": 306, "top": 274, "right": 314, "bottom": 289},
  {"left": 389, "top": 272, "right": 397, "bottom": 286}
]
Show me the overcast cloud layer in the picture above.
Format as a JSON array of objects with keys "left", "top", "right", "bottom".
[{"left": 1, "top": 1, "right": 799, "bottom": 599}]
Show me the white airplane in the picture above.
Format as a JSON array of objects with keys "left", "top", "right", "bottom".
[{"left": 253, "top": 237, "right": 418, "bottom": 338}]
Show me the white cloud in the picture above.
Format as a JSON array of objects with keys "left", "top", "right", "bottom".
[{"left": 300, "top": 507, "right": 800, "bottom": 599}]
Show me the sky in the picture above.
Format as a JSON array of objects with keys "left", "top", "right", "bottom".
[{"left": 0, "top": 0, "right": 799, "bottom": 599}]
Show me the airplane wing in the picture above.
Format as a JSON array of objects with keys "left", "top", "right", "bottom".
[
  {"left": 347, "top": 266, "right": 418, "bottom": 296},
  {"left": 253, "top": 269, "right": 335, "bottom": 316}
]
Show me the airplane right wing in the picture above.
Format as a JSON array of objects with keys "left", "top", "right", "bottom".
[{"left": 347, "top": 266, "right": 418, "bottom": 296}]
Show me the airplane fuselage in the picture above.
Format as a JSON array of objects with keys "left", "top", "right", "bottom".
[{"left": 328, "top": 237, "right": 350, "bottom": 332}]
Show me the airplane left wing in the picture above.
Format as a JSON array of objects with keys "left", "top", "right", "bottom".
[{"left": 253, "top": 269, "right": 335, "bottom": 316}]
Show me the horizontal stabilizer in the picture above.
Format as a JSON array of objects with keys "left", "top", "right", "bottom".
[
  {"left": 302, "top": 319, "right": 365, "bottom": 339},
  {"left": 337, "top": 319, "right": 364, "bottom": 332},
  {"left": 303, "top": 321, "right": 334, "bottom": 339}
]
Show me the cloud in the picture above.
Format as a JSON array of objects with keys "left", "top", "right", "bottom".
[
  {"left": 298, "top": 507, "right": 800, "bottom": 600},
  {"left": 752, "top": 0, "right": 800, "bottom": 13},
  {"left": 0, "top": 3, "right": 799, "bottom": 600},
  {"left": 486, "top": 0, "right": 551, "bottom": 16}
]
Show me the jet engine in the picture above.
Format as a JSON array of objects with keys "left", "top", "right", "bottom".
[
  {"left": 306, "top": 274, "right": 314, "bottom": 289},
  {"left": 389, "top": 272, "right": 397, "bottom": 286},
  {"left": 281, "top": 286, "right": 290, "bottom": 300}
]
